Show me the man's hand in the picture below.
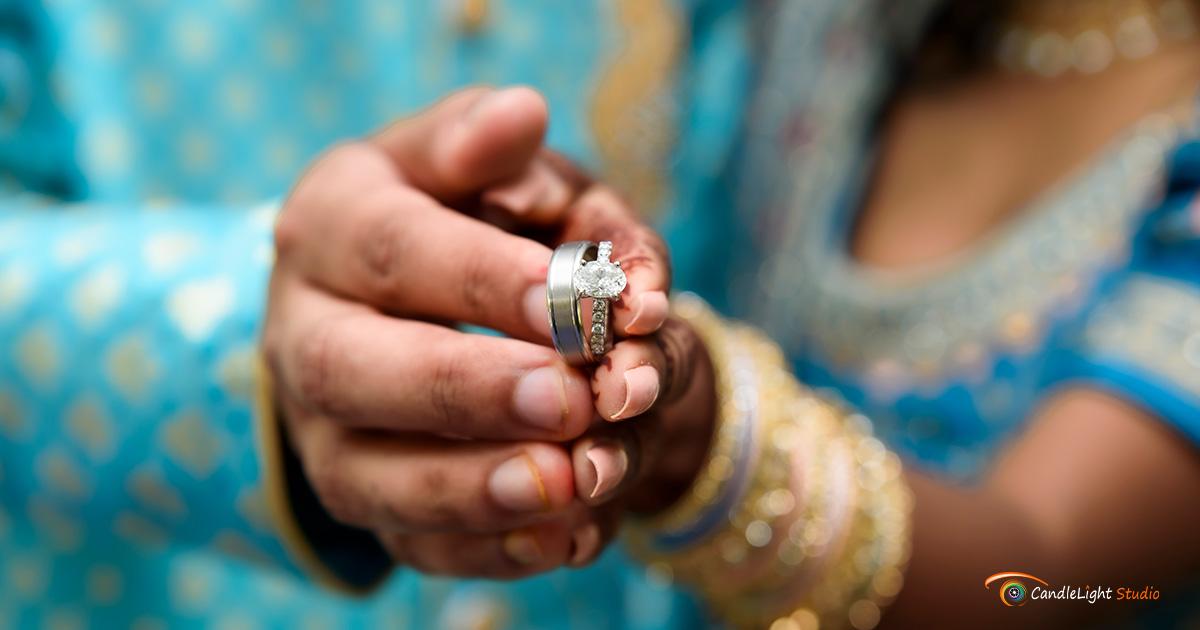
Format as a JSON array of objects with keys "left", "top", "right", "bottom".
[{"left": 263, "top": 86, "right": 714, "bottom": 579}]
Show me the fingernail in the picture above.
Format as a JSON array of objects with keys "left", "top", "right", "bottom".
[
  {"left": 523, "top": 284, "right": 552, "bottom": 339},
  {"left": 467, "top": 88, "right": 507, "bottom": 124},
  {"left": 624, "top": 291, "right": 669, "bottom": 335},
  {"left": 483, "top": 174, "right": 546, "bottom": 216},
  {"left": 536, "top": 165, "right": 572, "bottom": 211},
  {"left": 489, "top": 454, "right": 549, "bottom": 512},
  {"left": 514, "top": 365, "right": 567, "bottom": 431},
  {"left": 503, "top": 529, "right": 544, "bottom": 566},
  {"left": 611, "top": 365, "right": 659, "bottom": 421},
  {"left": 569, "top": 523, "right": 602, "bottom": 567},
  {"left": 585, "top": 441, "right": 629, "bottom": 499}
]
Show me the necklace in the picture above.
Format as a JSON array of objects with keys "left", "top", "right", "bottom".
[{"left": 995, "top": 0, "right": 1198, "bottom": 77}]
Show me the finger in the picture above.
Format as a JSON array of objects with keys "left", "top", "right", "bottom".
[
  {"left": 289, "top": 421, "right": 578, "bottom": 534},
  {"left": 569, "top": 408, "right": 669, "bottom": 516},
  {"left": 590, "top": 318, "right": 701, "bottom": 421},
  {"left": 270, "top": 278, "right": 593, "bottom": 440},
  {"left": 280, "top": 182, "right": 553, "bottom": 342},
  {"left": 482, "top": 151, "right": 592, "bottom": 225},
  {"left": 567, "top": 499, "right": 626, "bottom": 568},
  {"left": 371, "top": 86, "right": 548, "bottom": 203},
  {"left": 380, "top": 518, "right": 574, "bottom": 579},
  {"left": 569, "top": 420, "right": 644, "bottom": 506},
  {"left": 560, "top": 187, "right": 672, "bottom": 335}
]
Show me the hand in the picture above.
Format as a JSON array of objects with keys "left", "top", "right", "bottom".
[
  {"left": 262, "top": 86, "right": 700, "bottom": 579},
  {"left": 488, "top": 180, "right": 719, "bottom": 517}
]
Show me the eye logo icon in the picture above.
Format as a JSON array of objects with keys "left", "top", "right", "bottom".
[
  {"left": 985, "top": 573, "right": 1048, "bottom": 607},
  {"left": 1001, "top": 579, "right": 1027, "bottom": 606}
]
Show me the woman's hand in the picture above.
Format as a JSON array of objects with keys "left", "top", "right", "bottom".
[
  {"left": 262, "top": 86, "right": 714, "bottom": 578},
  {"left": 533, "top": 186, "right": 719, "bottom": 516}
]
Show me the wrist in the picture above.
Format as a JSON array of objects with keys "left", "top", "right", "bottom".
[
  {"left": 629, "top": 330, "right": 718, "bottom": 515},
  {"left": 623, "top": 294, "right": 913, "bottom": 630}
]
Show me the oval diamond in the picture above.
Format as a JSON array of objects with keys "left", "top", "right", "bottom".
[{"left": 574, "top": 260, "right": 626, "bottom": 299}]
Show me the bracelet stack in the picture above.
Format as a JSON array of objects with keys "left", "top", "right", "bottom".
[{"left": 626, "top": 294, "right": 912, "bottom": 630}]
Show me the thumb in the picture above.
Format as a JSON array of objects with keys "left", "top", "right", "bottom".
[{"left": 370, "top": 85, "right": 548, "bottom": 202}]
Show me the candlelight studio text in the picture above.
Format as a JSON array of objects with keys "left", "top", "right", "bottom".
[{"left": 1029, "top": 585, "right": 1161, "bottom": 604}]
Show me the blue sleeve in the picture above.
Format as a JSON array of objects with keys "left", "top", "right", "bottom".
[
  {"left": 0, "top": 198, "right": 388, "bottom": 592},
  {"left": 1054, "top": 141, "right": 1200, "bottom": 445}
]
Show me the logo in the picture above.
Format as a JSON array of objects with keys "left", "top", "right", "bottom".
[
  {"left": 985, "top": 573, "right": 1046, "bottom": 606},
  {"left": 985, "top": 572, "right": 1161, "bottom": 605}
]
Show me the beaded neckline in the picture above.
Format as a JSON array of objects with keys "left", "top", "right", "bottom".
[
  {"left": 800, "top": 109, "right": 1185, "bottom": 395},
  {"left": 748, "top": 1, "right": 1196, "bottom": 397}
]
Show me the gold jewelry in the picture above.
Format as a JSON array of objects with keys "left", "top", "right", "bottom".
[
  {"left": 460, "top": 0, "right": 488, "bottom": 32},
  {"left": 995, "top": 0, "right": 1198, "bottom": 77},
  {"left": 626, "top": 295, "right": 912, "bottom": 630}
]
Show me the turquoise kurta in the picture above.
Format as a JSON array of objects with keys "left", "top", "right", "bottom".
[{"left": 3, "top": 0, "right": 1200, "bottom": 628}]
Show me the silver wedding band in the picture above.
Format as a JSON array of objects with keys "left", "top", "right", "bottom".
[{"left": 546, "top": 241, "right": 625, "bottom": 365}]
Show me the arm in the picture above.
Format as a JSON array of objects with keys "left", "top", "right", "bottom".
[
  {"left": 892, "top": 390, "right": 1200, "bottom": 628},
  {"left": 621, "top": 292, "right": 1200, "bottom": 629},
  {"left": 0, "top": 198, "right": 309, "bottom": 574}
]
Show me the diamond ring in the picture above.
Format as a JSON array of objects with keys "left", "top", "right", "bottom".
[{"left": 546, "top": 241, "right": 627, "bottom": 365}]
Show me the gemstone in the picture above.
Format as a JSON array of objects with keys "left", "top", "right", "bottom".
[{"left": 574, "top": 260, "right": 626, "bottom": 299}]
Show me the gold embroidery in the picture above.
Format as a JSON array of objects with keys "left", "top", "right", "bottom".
[
  {"left": 461, "top": 0, "right": 489, "bottom": 32},
  {"left": 158, "top": 410, "right": 224, "bottom": 479},
  {"left": 590, "top": 0, "right": 681, "bottom": 216},
  {"left": 235, "top": 487, "right": 272, "bottom": 534},
  {"left": 15, "top": 322, "right": 61, "bottom": 388},
  {"left": 168, "top": 558, "right": 216, "bottom": 611},
  {"left": 0, "top": 263, "right": 33, "bottom": 314},
  {"left": 41, "top": 610, "right": 85, "bottom": 630},
  {"left": 27, "top": 496, "right": 85, "bottom": 552},
  {"left": 0, "top": 388, "right": 30, "bottom": 442},
  {"left": 8, "top": 555, "right": 50, "bottom": 599},
  {"left": 86, "top": 564, "right": 125, "bottom": 605},
  {"left": 211, "top": 530, "right": 275, "bottom": 567},
  {"left": 105, "top": 333, "right": 161, "bottom": 403},
  {"left": 126, "top": 467, "right": 188, "bottom": 517},
  {"left": 112, "top": 510, "right": 169, "bottom": 548},
  {"left": 35, "top": 448, "right": 91, "bottom": 500},
  {"left": 217, "top": 345, "right": 258, "bottom": 402},
  {"left": 65, "top": 396, "right": 116, "bottom": 461}
]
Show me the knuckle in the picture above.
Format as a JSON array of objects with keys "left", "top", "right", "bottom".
[
  {"left": 390, "top": 469, "right": 469, "bottom": 531},
  {"left": 322, "top": 141, "right": 370, "bottom": 165},
  {"left": 275, "top": 143, "right": 363, "bottom": 259},
  {"left": 429, "top": 347, "right": 470, "bottom": 433},
  {"left": 378, "top": 492, "right": 418, "bottom": 531},
  {"left": 294, "top": 317, "right": 343, "bottom": 416},
  {"left": 458, "top": 247, "right": 492, "bottom": 320},
  {"left": 272, "top": 205, "right": 305, "bottom": 262},
  {"left": 360, "top": 195, "right": 415, "bottom": 306},
  {"left": 307, "top": 453, "right": 365, "bottom": 527}
]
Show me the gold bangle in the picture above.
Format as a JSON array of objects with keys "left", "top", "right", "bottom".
[{"left": 626, "top": 294, "right": 913, "bottom": 630}]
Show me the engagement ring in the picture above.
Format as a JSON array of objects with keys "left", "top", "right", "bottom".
[{"left": 546, "top": 240, "right": 627, "bottom": 365}]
